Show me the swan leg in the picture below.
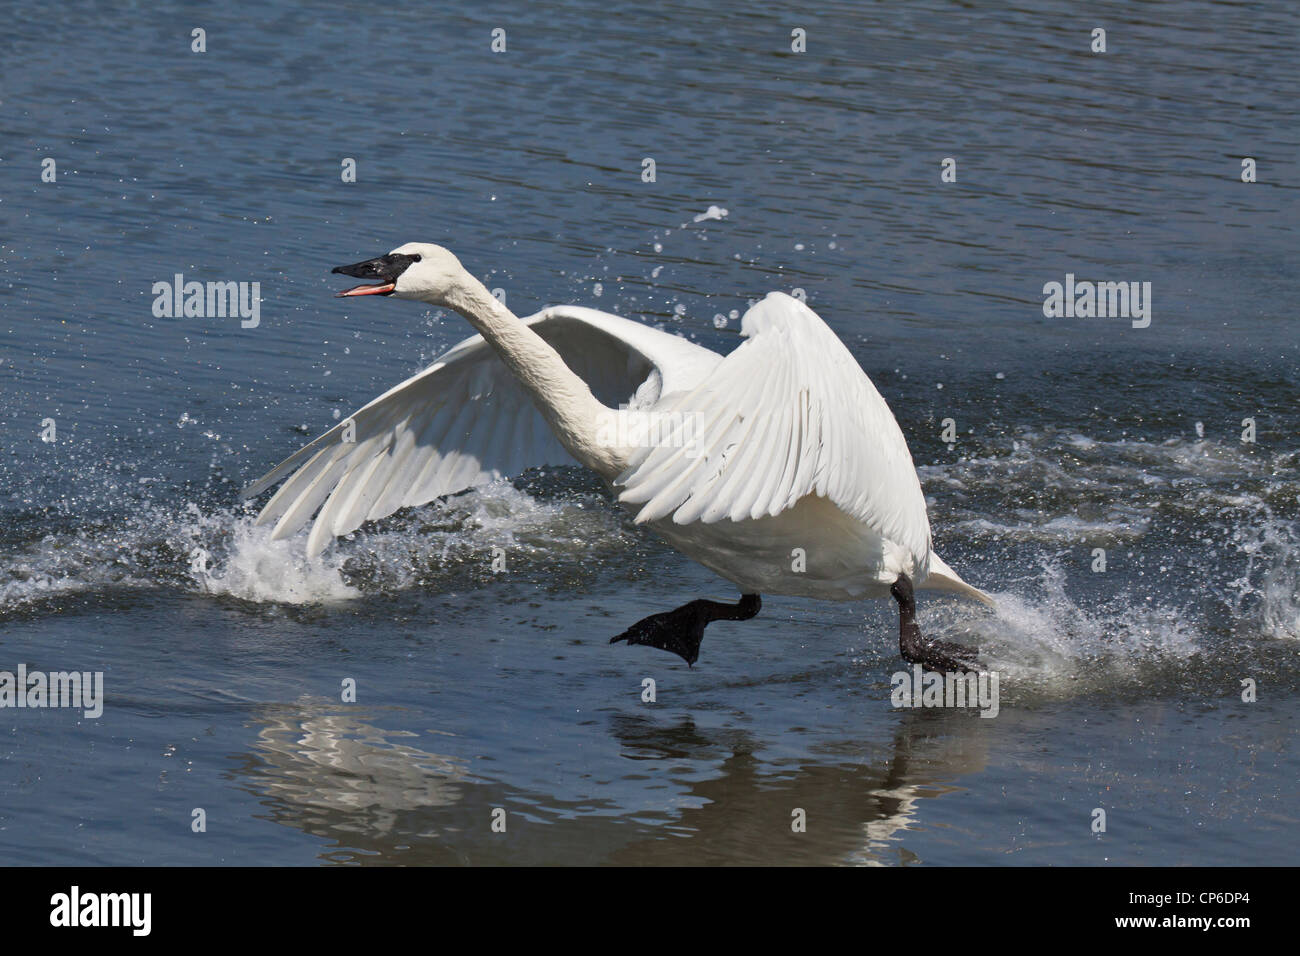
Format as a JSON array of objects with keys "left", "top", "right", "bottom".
[
  {"left": 611, "top": 594, "right": 761, "bottom": 667},
  {"left": 890, "top": 575, "right": 979, "bottom": 672}
]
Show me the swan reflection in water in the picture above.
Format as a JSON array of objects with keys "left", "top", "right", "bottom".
[
  {"left": 231, "top": 699, "right": 468, "bottom": 843},
  {"left": 231, "top": 696, "right": 987, "bottom": 865}
]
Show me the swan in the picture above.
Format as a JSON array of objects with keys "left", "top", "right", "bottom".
[{"left": 243, "top": 243, "right": 993, "bottom": 671}]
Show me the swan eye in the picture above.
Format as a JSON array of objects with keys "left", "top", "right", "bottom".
[{"left": 412, "top": 255, "right": 422, "bottom": 262}]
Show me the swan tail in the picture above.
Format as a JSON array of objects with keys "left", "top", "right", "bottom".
[{"left": 920, "top": 553, "right": 996, "bottom": 607}]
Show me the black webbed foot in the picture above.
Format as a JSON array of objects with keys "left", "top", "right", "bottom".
[
  {"left": 611, "top": 601, "right": 710, "bottom": 666},
  {"left": 900, "top": 634, "right": 981, "bottom": 672},
  {"left": 611, "top": 594, "right": 761, "bottom": 667}
]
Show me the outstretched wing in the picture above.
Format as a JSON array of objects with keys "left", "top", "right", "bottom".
[
  {"left": 615, "top": 292, "right": 932, "bottom": 564},
  {"left": 244, "top": 306, "right": 720, "bottom": 556}
]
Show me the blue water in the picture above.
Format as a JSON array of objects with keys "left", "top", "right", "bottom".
[{"left": 1, "top": 0, "right": 1297, "bottom": 864}]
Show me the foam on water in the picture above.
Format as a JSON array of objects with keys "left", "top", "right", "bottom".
[
  {"left": 0, "top": 480, "right": 635, "bottom": 614},
  {"left": 0, "top": 500, "right": 359, "bottom": 612},
  {"left": 922, "top": 556, "right": 1202, "bottom": 698},
  {"left": 1226, "top": 512, "right": 1300, "bottom": 643},
  {"left": 909, "top": 429, "right": 1299, "bottom": 694},
  {"left": 193, "top": 508, "right": 362, "bottom": 605}
]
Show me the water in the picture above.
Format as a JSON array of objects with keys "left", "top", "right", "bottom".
[{"left": 2, "top": 0, "right": 1298, "bottom": 865}]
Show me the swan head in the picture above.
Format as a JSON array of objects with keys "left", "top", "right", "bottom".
[{"left": 332, "top": 242, "right": 466, "bottom": 304}]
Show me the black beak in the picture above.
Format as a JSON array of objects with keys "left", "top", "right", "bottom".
[{"left": 332, "top": 253, "right": 419, "bottom": 297}]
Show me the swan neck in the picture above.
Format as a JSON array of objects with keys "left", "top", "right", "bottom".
[{"left": 437, "top": 274, "right": 622, "bottom": 478}]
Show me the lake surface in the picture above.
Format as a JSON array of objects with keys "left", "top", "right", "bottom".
[{"left": 1, "top": 0, "right": 1297, "bottom": 865}]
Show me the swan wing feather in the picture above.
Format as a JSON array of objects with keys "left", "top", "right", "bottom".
[
  {"left": 243, "top": 306, "right": 719, "bottom": 555},
  {"left": 616, "top": 292, "right": 932, "bottom": 564}
]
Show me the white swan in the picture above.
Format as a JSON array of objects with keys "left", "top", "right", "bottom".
[{"left": 244, "top": 243, "right": 992, "bottom": 670}]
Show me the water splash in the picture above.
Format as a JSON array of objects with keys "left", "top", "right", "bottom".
[
  {"left": 922, "top": 554, "right": 1200, "bottom": 694},
  {"left": 1226, "top": 510, "right": 1300, "bottom": 643},
  {"left": 0, "top": 481, "right": 634, "bottom": 614}
]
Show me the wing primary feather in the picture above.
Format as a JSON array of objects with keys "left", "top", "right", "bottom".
[
  {"left": 271, "top": 455, "right": 349, "bottom": 540},
  {"left": 255, "top": 446, "right": 332, "bottom": 528}
]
